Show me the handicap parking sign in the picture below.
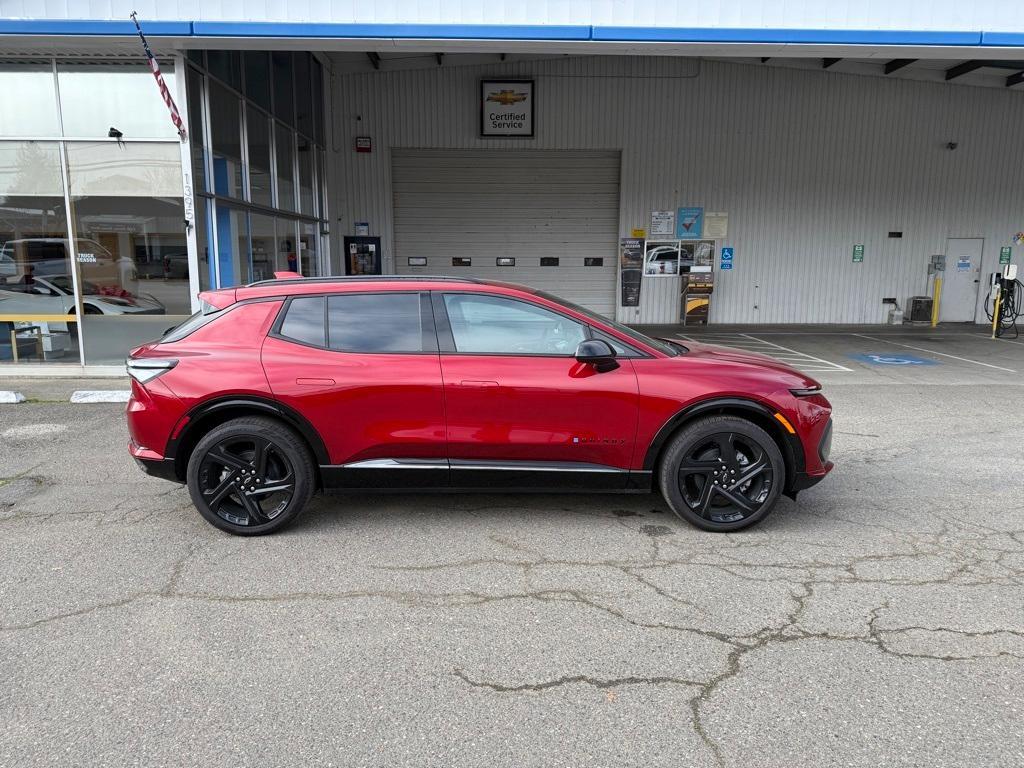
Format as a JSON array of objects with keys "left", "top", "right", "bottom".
[
  {"left": 848, "top": 353, "right": 938, "bottom": 366},
  {"left": 721, "top": 247, "right": 734, "bottom": 261},
  {"left": 720, "top": 262, "right": 733, "bottom": 270}
]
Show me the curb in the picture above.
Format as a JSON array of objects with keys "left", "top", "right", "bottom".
[
  {"left": 69, "top": 390, "right": 131, "bottom": 403},
  {"left": 0, "top": 390, "right": 26, "bottom": 404}
]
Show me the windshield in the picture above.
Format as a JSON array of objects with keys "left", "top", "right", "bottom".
[{"left": 535, "top": 291, "right": 681, "bottom": 356}]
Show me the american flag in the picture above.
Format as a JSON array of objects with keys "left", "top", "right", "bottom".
[{"left": 130, "top": 12, "right": 187, "bottom": 141}]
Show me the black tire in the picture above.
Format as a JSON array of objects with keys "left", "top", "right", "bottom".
[
  {"left": 659, "top": 415, "right": 784, "bottom": 532},
  {"left": 186, "top": 416, "right": 315, "bottom": 536}
]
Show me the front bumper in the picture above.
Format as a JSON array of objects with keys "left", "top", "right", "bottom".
[{"left": 786, "top": 417, "right": 833, "bottom": 495}]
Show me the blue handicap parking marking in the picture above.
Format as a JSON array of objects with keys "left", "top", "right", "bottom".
[{"left": 848, "top": 353, "right": 938, "bottom": 366}]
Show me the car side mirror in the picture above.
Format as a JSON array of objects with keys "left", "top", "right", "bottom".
[{"left": 575, "top": 339, "right": 619, "bottom": 372}]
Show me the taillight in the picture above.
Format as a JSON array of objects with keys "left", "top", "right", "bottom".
[{"left": 127, "top": 357, "right": 178, "bottom": 384}]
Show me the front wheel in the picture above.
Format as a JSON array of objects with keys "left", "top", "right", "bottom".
[
  {"left": 659, "top": 415, "right": 784, "bottom": 532},
  {"left": 186, "top": 416, "right": 315, "bottom": 536}
]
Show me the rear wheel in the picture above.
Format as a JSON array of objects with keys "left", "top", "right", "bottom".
[
  {"left": 186, "top": 417, "right": 315, "bottom": 535},
  {"left": 659, "top": 415, "right": 784, "bottom": 532}
]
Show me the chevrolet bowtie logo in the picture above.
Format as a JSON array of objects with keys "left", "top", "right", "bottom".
[{"left": 486, "top": 89, "right": 528, "bottom": 106}]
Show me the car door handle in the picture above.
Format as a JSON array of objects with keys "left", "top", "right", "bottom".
[
  {"left": 296, "top": 377, "right": 335, "bottom": 386},
  {"left": 459, "top": 380, "right": 499, "bottom": 387}
]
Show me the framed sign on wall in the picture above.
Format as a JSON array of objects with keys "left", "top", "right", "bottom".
[{"left": 480, "top": 80, "right": 535, "bottom": 137}]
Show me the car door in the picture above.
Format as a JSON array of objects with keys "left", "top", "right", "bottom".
[
  {"left": 434, "top": 291, "right": 640, "bottom": 490},
  {"left": 262, "top": 290, "right": 448, "bottom": 488}
]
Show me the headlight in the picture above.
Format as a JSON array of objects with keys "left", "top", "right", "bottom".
[{"left": 790, "top": 386, "right": 822, "bottom": 397}]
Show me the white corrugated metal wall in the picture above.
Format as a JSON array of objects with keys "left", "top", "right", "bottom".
[{"left": 332, "top": 55, "right": 1024, "bottom": 324}]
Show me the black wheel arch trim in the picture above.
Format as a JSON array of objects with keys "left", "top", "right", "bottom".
[
  {"left": 643, "top": 397, "right": 805, "bottom": 491},
  {"left": 164, "top": 395, "right": 330, "bottom": 474}
]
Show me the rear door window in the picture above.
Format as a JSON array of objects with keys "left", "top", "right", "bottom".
[{"left": 328, "top": 293, "right": 433, "bottom": 353}]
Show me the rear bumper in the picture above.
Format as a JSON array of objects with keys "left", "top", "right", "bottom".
[{"left": 129, "top": 440, "right": 182, "bottom": 483}]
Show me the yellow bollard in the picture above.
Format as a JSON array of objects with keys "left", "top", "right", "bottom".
[{"left": 931, "top": 276, "right": 942, "bottom": 328}]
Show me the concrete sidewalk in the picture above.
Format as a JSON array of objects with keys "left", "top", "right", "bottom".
[{"left": 0, "top": 377, "right": 129, "bottom": 403}]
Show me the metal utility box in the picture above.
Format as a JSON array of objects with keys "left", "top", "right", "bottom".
[{"left": 907, "top": 296, "right": 933, "bottom": 322}]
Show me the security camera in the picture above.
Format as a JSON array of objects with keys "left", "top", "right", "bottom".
[{"left": 946, "top": 142, "right": 958, "bottom": 150}]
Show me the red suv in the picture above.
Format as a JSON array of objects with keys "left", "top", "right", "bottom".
[{"left": 127, "top": 276, "right": 832, "bottom": 535}]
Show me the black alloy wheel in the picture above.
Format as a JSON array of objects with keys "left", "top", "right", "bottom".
[
  {"left": 199, "top": 435, "right": 294, "bottom": 526},
  {"left": 186, "top": 417, "right": 314, "bottom": 535},
  {"left": 659, "top": 415, "right": 784, "bottom": 532}
]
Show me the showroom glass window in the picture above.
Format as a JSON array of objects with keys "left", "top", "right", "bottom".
[
  {"left": 0, "top": 60, "right": 189, "bottom": 367},
  {"left": 186, "top": 51, "right": 327, "bottom": 287}
]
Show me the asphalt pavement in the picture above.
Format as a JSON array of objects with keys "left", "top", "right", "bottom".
[{"left": 1, "top": 325, "right": 1023, "bottom": 767}]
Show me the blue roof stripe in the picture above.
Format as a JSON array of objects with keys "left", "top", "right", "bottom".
[
  {"left": 0, "top": 19, "right": 192, "bottom": 36},
  {"left": 192, "top": 22, "right": 591, "bottom": 40},
  {"left": 980, "top": 31, "right": 1024, "bottom": 46},
  {"left": 0, "top": 19, "right": 1019, "bottom": 48},
  {"left": 593, "top": 26, "right": 983, "bottom": 46}
]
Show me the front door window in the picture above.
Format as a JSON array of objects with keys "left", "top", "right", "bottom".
[{"left": 442, "top": 293, "right": 586, "bottom": 355}]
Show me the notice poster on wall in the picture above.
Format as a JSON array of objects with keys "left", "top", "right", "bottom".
[
  {"left": 619, "top": 237, "right": 644, "bottom": 307},
  {"left": 704, "top": 212, "right": 728, "bottom": 239},
  {"left": 650, "top": 210, "right": 675, "bottom": 237},
  {"left": 676, "top": 207, "right": 704, "bottom": 240},
  {"left": 481, "top": 80, "right": 534, "bottom": 137}
]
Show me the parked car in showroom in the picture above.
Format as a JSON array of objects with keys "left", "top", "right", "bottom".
[
  {"left": 127, "top": 276, "right": 833, "bottom": 535},
  {"left": 0, "top": 274, "right": 164, "bottom": 326}
]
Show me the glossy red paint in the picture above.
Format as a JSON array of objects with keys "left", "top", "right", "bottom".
[
  {"left": 126, "top": 277, "right": 832, "bottom": 498},
  {"left": 262, "top": 335, "right": 446, "bottom": 464},
  {"left": 440, "top": 354, "right": 638, "bottom": 466}
]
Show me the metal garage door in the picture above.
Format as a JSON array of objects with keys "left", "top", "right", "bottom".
[{"left": 392, "top": 149, "right": 620, "bottom": 316}]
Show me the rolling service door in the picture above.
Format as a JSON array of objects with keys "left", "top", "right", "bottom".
[{"left": 392, "top": 149, "right": 620, "bottom": 316}]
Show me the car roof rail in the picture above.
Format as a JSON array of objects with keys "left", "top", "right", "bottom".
[{"left": 246, "top": 275, "right": 485, "bottom": 287}]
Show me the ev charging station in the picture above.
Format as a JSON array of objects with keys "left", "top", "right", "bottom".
[{"left": 987, "top": 264, "right": 1023, "bottom": 339}]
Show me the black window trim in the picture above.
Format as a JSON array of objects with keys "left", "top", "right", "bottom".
[
  {"left": 270, "top": 290, "right": 438, "bottom": 355},
  {"left": 431, "top": 290, "right": 649, "bottom": 359}
]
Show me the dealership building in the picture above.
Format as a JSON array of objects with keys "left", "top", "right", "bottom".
[{"left": 0, "top": 2, "right": 1022, "bottom": 372}]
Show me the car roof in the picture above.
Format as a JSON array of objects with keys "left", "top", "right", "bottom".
[{"left": 235, "top": 275, "right": 538, "bottom": 301}]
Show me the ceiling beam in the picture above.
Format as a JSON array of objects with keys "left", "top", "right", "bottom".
[
  {"left": 1008, "top": 70, "right": 1024, "bottom": 87},
  {"left": 884, "top": 59, "right": 916, "bottom": 74},
  {"left": 822, "top": 58, "right": 840, "bottom": 69},
  {"left": 366, "top": 51, "right": 381, "bottom": 70},
  {"left": 945, "top": 60, "right": 984, "bottom": 80}
]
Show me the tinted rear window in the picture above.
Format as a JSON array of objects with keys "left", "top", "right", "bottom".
[
  {"left": 279, "top": 296, "right": 326, "bottom": 347},
  {"left": 328, "top": 293, "right": 426, "bottom": 353}
]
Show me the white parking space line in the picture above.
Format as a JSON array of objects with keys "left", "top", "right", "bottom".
[
  {"left": 70, "top": 390, "right": 131, "bottom": 403},
  {"left": 676, "top": 333, "right": 853, "bottom": 373},
  {"left": 976, "top": 333, "right": 1024, "bottom": 346},
  {"left": 852, "top": 334, "right": 1017, "bottom": 372}
]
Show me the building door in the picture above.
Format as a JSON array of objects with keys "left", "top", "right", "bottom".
[
  {"left": 392, "top": 149, "right": 620, "bottom": 317},
  {"left": 940, "top": 238, "right": 983, "bottom": 322}
]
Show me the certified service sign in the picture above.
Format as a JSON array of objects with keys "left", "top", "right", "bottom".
[{"left": 481, "top": 80, "right": 534, "bottom": 137}]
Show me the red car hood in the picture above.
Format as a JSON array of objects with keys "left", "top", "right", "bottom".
[{"left": 666, "top": 339, "right": 821, "bottom": 387}]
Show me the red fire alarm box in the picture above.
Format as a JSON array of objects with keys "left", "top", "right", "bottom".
[{"left": 355, "top": 136, "right": 372, "bottom": 153}]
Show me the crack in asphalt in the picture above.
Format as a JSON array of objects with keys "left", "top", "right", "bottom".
[{"left": 452, "top": 669, "right": 704, "bottom": 693}]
